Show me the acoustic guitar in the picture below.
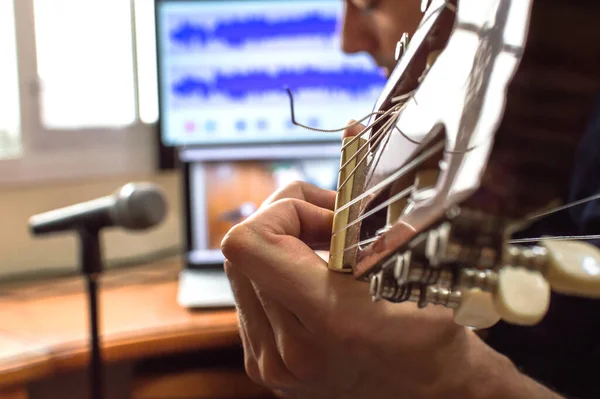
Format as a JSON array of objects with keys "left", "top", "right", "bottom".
[{"left": 326, "top": 0, "right": 600, "bottom": 329}]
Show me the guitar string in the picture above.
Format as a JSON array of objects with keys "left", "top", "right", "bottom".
[
  {"left": 335, "top": 97, "right": 408, "bottom": 192},
  {"left": 338, "top": 117, "right": 397, "bottom": 192},
  {"left": 329, "top": 236, "right": 380, "bottom": 258},
  {"left": 286, "top": 87, "right": 408, "bottom": 190},
  {"left": 285, "top": 87, "right": 392, "bottom": 134},
  {"left": 339, "top": 92, "right": 414, "bottom": 156},
  {"left": 509, "top": 235, "right": 600, "bottom": 244},
  {"left": 331, "top": 187, "right": 600, "bottom": 253},
  {"left": 285, "top": 89, "right": 467, "bottom": 254},
  {"left": 332, "top": 195, "right": 600, "bottom": 256},
  {"left": 339, "top": 104, "right": 403, "bottom": 166},
  {"left": 286, "top": 88, "right": 418, "bottom": 199},
  {"left": 335, "top": 142, "right": 445, "bottom": 215},
  {"left": 286, "top": 87, "right": 492, "bottom": 255},
  {"left": 332, "top": 225, "right": 600, "bottom": 258},
  {"left": 339, "top": 112, "right": 397, "bottom": 171},
  {"left": 286, "top": 87, "right": 482, "bottom": 204},
  {"left": 504, "top": 193, "right": 600, "bottom": 244},
  {"left": 331, "top": 185, "right": 415, "bottom": 237},
  {"left": 285, "top": 87, "right": 408, "bottom": 157},
  {"left": 287, "top": 86, "right": 478, "bottom": 158},
  {"left": 526, "top": 192, "right": 600, "bottom": 222},
  {"left": 337, "top": 114, "right": 401, "bottom": 192},
  {"left": 393, "top": 124, "right": 482, "bottom": 155}
]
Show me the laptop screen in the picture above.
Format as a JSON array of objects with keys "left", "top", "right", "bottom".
[{"left": 180, "top": 145, "right": 341, "bottom": 267}]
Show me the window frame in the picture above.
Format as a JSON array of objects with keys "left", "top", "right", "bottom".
[{"left": 0, "top": 0, "right": 158, "bottom": 186}]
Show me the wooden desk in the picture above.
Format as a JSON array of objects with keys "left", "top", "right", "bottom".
[{"left": 0, "top": 258, "right": 242, "bottom": 396}]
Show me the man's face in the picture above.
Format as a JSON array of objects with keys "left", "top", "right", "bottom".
[{"left": 341, "top": 0, "right": 423, "bottom": 77}]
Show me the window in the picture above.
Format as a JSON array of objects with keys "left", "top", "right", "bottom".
[
  {"left": 0, "top": 0, "right": 161, "bottom": 184},
  {"left": 134, "top": 0, "right": 159, "bottom": 124},
  {"left": 0, "top": 0, "right": 22, "bottom": 159},
  {"left": 33, "top": 0, "right": 136, "bottom": 128}
]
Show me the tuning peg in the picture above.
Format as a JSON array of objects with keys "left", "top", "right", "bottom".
[
  {"left": 493, "top": 266, "right": 550, "bottom": 326},
  {"left": 539, "top": 239, "right": 600, "bottom": 299},
  {"left": 370, "top": 271, "right": 382, "bottom": 301},
  {"left": 453, "top": 288, "right": 501, "bottom": 329}
]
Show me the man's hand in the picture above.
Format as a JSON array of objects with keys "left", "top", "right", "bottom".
[
  {"left": 221, "top": 180, "right": 485, "bottom": 398},
  {"left": 221, "top": 124, "right": 563, "bottom": 399}
]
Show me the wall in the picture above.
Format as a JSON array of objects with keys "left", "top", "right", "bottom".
[{"left": 0, "top": 171, "right": 182, "bottom": 280}]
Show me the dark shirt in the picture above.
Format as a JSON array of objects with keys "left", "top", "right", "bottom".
[{"left": 486, "top": 95, "right": 600, "bottom": 399}]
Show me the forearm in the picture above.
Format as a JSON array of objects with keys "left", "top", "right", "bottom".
[
  {"left": 457, "top": 331, "right": 563, "bottom": 399},
  {"left": 478, "top": 353, "right": 563, "bottom": 399}
]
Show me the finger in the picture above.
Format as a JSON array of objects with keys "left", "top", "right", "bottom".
[
  {"left": 261, "top": 180, "right": 336, "bottom": 211},
  {"left": 342, "top": 119, "right": 367, "bottom": 139},
  {"left": 251, "top": 282, "right": 320, "bottom": 382},
  {"left": 224, "top": 260, "right": 296, "bottom": 388},
  {"left": 251, "top": 198, "right": 333, "bottom": 240},
  {"left": 251, "top": 198, "right": 334, "bottom": 247},
  {"left": 229, "top": 273, "right": 263, "bottom": 384},
  {"left": 225, "top": 260, "right": 267, "bottom": 361},
  {"left": 222, "top": 199, "right": 334, "bottom": 315},
  {"left": 252, "top": 282, "right": 305, "bottom": 333},
  {"left": 237, "top": 320, "right": 261, "bottom": 384}
]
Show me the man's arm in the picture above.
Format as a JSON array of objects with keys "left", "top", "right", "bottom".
[
  {"left": 464, "top": 335, "right": 564, "bottom": 399},
  {"left": 221, "top": 180, "right": 569, "bottom": 399}
]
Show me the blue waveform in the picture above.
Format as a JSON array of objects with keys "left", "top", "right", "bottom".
[
  {"left": 171, "top": 67, "right": 386, "bottom": 101},
  {"left": 170, "top": 12, "right": 338, "bottom": 47}
]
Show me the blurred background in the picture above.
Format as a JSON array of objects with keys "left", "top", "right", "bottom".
[
  {"left": 0, "top": 0, "right": 384, "bottom": 280},
  {"left": 0, "top": 1, "right": 385, "bottom": 398}
]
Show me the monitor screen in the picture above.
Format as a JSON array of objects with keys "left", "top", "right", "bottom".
[
  {"left": 183, "top": 155, "right": 340, "bottom": 266},
  {"left": 156, "top": 0, "right": 386, "bottom": 147}
]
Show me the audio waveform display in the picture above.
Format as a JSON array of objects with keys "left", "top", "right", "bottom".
[
  {"left": 169, "top": 13, "right": 338, "bottom": 48},
  {"left": 171, "top": 67, "right": 386, "bottom": 101},
  {"left": 157, "top": 1, "right": 385, "bottom": 147}
]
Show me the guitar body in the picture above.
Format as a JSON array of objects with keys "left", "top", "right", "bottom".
[{"left": 331, "top": 0, "right": 600, "bottom": 327}]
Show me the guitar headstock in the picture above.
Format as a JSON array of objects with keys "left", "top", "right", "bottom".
[{"left": 329, "top": 0, "right": 600, "bottom": 328}]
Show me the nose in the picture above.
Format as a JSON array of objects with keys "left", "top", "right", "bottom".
[{"left": 340, "top": 3, "right": 377, "bottom": 55}]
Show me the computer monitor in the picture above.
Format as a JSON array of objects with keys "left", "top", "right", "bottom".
[{"left": 155, "top": 0, "right": 386, "bottom": 148}]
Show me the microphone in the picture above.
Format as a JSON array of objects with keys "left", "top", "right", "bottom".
[
  {"left": 29, "top": 182, "right": 167, "bottom": 235},
  {"left": 27, "top": 182, "right": 168, "bottom": 399}
]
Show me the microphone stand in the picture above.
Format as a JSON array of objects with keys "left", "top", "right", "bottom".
[
  {"left": 78, "top": 227, "right": 104, "bottom": 399},
  {"left": 27, "top": 182, "right": 168, "bottom": 399}
]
